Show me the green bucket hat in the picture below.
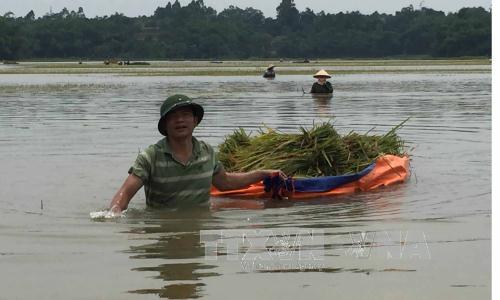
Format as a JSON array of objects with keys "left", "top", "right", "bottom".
[{"left": 157, "top": 94, "right": 204, "bottom": 136}]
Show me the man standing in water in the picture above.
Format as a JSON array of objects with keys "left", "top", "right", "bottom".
[
  {"left": 263, "top": 64, "right": 276, "bottom": 79},
  {"left": 310, "top": 69, "right": 333, "bottom": 94},
  {"left": 109, "top": 94, "right": 285, "bottom": 212}
]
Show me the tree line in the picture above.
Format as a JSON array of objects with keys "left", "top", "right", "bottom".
[{"left": 0, "top": 0, "right": 491, "bottom": 60}]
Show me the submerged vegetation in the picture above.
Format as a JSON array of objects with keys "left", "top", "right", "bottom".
[{"left": 218, "top": 120, "right": 407, "bottom": 177}]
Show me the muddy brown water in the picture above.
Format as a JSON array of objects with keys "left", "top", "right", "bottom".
[{"left": 0, "top": 71, "right": 491, "bottom": 299}]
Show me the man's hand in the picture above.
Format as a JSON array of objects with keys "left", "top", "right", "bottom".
[
  {"left": 109, "top": 174, "right": 143, "bottom": 211},
  {"left": 262, "top": 170, "right": 290, "bottom": 200},
  {"left": 109, "top": 204, "right": 123, "bottom": 214},
  {"left": 263, "top": 170, "right": 287, "bottom": 180}
]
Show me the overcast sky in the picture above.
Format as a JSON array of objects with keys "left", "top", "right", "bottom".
[{"left": 1, "top": 0, "right": 492, "bottom": 18}]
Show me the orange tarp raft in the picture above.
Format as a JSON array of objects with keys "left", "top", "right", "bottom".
[{"left": 210, "top": 155, "right": 410, "bottom": 209}]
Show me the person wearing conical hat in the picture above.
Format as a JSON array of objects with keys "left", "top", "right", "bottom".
[
  {"left": 108, "top": 94, "right": 286, "bottom": 213},
  {"left": 310, "top": 69, "right": 333, "bottom": 94},
  {"left": 263, "top": 64, "right": 276, "bottom": 79}
]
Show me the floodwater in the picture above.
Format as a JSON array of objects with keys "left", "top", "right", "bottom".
[{"left": 0, "top": 70, "right": 491, "bottom": 299}]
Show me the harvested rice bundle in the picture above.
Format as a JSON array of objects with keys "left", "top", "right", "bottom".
[
  {"left": 217, "top": 120, "right": 407, "bottom": 177},
  {"left": 217, "top": 128, "right": 251, "bottom": 171}
]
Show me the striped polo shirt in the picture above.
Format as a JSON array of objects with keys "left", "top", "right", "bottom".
[{"left": 128, "top": 137, "right": 222, "bottom": 207}]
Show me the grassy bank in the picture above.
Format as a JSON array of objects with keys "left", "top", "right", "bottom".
[{"left": 0, "top": 59, "right": 491, "bottom": 76}]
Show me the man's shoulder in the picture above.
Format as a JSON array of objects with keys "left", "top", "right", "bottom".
[
  {"left": 140, "top": 138, "right": 166, "bottom": 155},
  {"left": 153, "top": 137, "right": 167, "bottom": 148},
  {"left": 194, "top": 138, "right": 214, "bottom": 153}
]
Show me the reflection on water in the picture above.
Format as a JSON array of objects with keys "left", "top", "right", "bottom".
[
  {"left": 119, "top": 190, "right": 402, "bottom": 298},
  {"left": 118, "top": 187, "right": 410, "bottom": 298},
  {"left": 311, "top": 94, "right": 334, "bottom": 117},
  {"left": 125, "top": 208, "right": 219, "bottom": 298},
  {"left": 0, "top": 71, "right": 491, "bottom": 299}
]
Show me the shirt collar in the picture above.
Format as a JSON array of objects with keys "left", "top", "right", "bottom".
[{"left": 159, "top": 136, "right": 201, "bottom": 158}]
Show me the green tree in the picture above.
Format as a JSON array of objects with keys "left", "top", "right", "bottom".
[
  {"left": 0, "top": 2, "right": 491, "bottom": 60},
  {"left": 276, "top": 0, "right": 300, "bottom": 31}
]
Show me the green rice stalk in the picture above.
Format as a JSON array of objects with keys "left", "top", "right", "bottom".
[{"left": 217, "top": 121, "right": 408, "bottom": 177}]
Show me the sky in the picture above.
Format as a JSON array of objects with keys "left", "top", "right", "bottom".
[{"left": 1, "top": 0, "right": 492, "bottom": 18}]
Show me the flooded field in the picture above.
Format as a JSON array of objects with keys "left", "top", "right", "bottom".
[
  {"left": 0, "top": 63, "right": 491, "bottom": 299},
  {"left": 0, "top": 59, "right": 491, "bottom": 75}
]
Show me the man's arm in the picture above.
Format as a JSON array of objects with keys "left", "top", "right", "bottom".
[
  {"left": 310, "top": 83, "right": 317, "bottom": 93},
  {"left": 212, "top": 168, "right": 285, "bottom": 191},
  {"left": 109, "top": 174, "right": 143, "bottom": 212},
  {"left": 326, "top": 81, "right": 333, "bottom": 93}
]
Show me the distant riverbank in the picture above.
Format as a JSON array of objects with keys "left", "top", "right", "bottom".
[{"left": 0, "top": 59, "right": 491, "bottom": 76}]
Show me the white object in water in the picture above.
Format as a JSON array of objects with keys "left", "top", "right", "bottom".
[{"left": 89, "top": 209, "right": 125, "bottom": 220}]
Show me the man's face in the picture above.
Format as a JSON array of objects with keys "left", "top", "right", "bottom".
[
  {"left": 164, "top": 106, "right": 198, "bottom": 139},
  {"left": 317, "top": 76, "right": 327, "bottom": 83}
]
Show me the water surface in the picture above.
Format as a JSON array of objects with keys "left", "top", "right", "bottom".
[{"left": 0, "top": 70, "right": 491, "bottom": 299}]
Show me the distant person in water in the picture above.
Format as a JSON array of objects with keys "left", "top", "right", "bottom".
[
  {"left": 263, "top": 64, "right": 276, "bottom": 79},
  {"left": 108, "top": 94, "right": 286, "bottom": 212},
  {"left": 310, "top": 69, "right": 333, "bottom": 94}
]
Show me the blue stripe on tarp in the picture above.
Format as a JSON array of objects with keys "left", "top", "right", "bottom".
[
  {"left": 290, "top": 163, "right": 375, "bottom": 192},
  {"left": 264, "top": 163, "right": 375, "bottom": 195}
]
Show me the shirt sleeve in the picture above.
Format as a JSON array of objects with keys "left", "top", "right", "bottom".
[
  {"left": 212, "top": 152, "right": 223, "bottom": 175},
  {"left": 326, "top": 81, "right": 333, "bottom": 93},
  {"left": 128, "top": 147, "right": 153, "bottom": 184},
  {"left": 310, "top": 83, "right": 318, "bottom": 93},
  {"left": 213, "top": 160, "right": 222, "bottom": 175},
  {"left": 207, "top": 144, "right": 223, "bottom": 175}
]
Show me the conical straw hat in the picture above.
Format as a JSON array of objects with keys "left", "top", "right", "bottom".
[{"left": 313, "top": 69, "right": 331, "bottom": 78}]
